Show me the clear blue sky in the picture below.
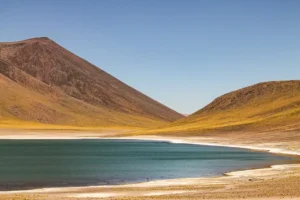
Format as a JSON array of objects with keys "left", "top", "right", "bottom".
[{"left": 1, "top": 0, "right": 300, "bottom": 114}]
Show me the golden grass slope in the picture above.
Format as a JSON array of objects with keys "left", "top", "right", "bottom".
[
  {"left": 0, "top": 73, "right": 166, "bottom": 129},
  {"left": 132, "top": 80, "right": 300, "bottom": 135}
]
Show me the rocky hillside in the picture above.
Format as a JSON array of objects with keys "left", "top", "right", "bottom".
[{"left": 0, "top": 37, "right": 183, "bottom": 128}]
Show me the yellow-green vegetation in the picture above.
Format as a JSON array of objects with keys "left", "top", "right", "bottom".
[
  {"left": 0, "top": 119, "right": 141, "bottom": 131},
  {"left": 130, "top": 81, "right": 300, "bottom": 135}
]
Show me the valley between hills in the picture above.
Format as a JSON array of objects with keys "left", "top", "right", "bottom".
[
  {"left": 0, "top": 37, "right": 299, "bottom": 135},
  {"left": 0, "top": 38, "right": 299, "bottom": 155},
  {"left": 0, "top": 37, "right": 300, "bottom": 200}
]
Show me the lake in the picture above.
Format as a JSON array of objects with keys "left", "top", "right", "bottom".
[{"left": 0, "top": 139, "right": 295, "bottom": 190}]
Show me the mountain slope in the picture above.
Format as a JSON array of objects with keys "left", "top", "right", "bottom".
[
  {"left": 135, "top": 81, "right": 300, "bottom": 134},
  {"left": 0, "top": 37, "right": 183, "bottom": 128}
]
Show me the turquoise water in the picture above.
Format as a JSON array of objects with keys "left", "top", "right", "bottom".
[{"left": 0, "top": 139, "right": 295, "bottom": 190}]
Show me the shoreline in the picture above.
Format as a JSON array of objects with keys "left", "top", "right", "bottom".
[
  {"left": 1, "top": 133, "right": 299, "bottom": 156},
  {"left": 106, "top": 136, "right": 300, "bottom": 156},
  {"left": 1, "top": 134, "right": 300, "bottom": 155},
  {"left": 0, "top": 134, "right": 299, "bottom": 196}
]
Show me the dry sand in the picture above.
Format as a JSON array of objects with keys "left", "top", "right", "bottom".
[{"left": 0, "top": 130, "right": 299, "bottom": 200}]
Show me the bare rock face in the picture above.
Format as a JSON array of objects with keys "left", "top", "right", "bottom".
[{"left": 0, "top": 37, "right": 183, "bottom": 127}]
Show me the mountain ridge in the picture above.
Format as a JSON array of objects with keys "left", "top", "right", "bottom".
[{"left": 0, "top": 37, "right": 183, "bottom": 128}]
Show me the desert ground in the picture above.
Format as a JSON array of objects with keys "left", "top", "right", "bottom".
[{"left": 0, "top": 129, "right": 299, "bottom": 200}]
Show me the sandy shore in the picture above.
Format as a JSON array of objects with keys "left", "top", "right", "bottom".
[{"left": 0, "top": 131, "right": 299, "bottom": 200}]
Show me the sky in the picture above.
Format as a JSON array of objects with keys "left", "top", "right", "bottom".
[{"left": 1, "top": 0, "right": 300, "bottom": 114}]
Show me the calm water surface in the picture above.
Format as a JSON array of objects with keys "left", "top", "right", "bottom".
[{"left": 0, "top": 139, "right": 295, "bottom": 190}]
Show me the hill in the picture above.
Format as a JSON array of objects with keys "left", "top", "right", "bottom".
[
  {"left": 0, "top": 37, "right": 183, "bottom": 129},
  {"left": 135, "top": 80, "right": 300, "bottom": 135}
]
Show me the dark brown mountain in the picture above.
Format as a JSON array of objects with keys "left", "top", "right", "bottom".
[{"left": 0, "top": 37, "right": 183, "bottom": 128}]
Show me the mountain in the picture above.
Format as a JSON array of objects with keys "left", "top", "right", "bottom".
[
  {"left": 0, "top": 37, "right": 183, "bottom": 129},
  {"left": 137, "top": 81, "right": 300, "bottom": 134}
]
